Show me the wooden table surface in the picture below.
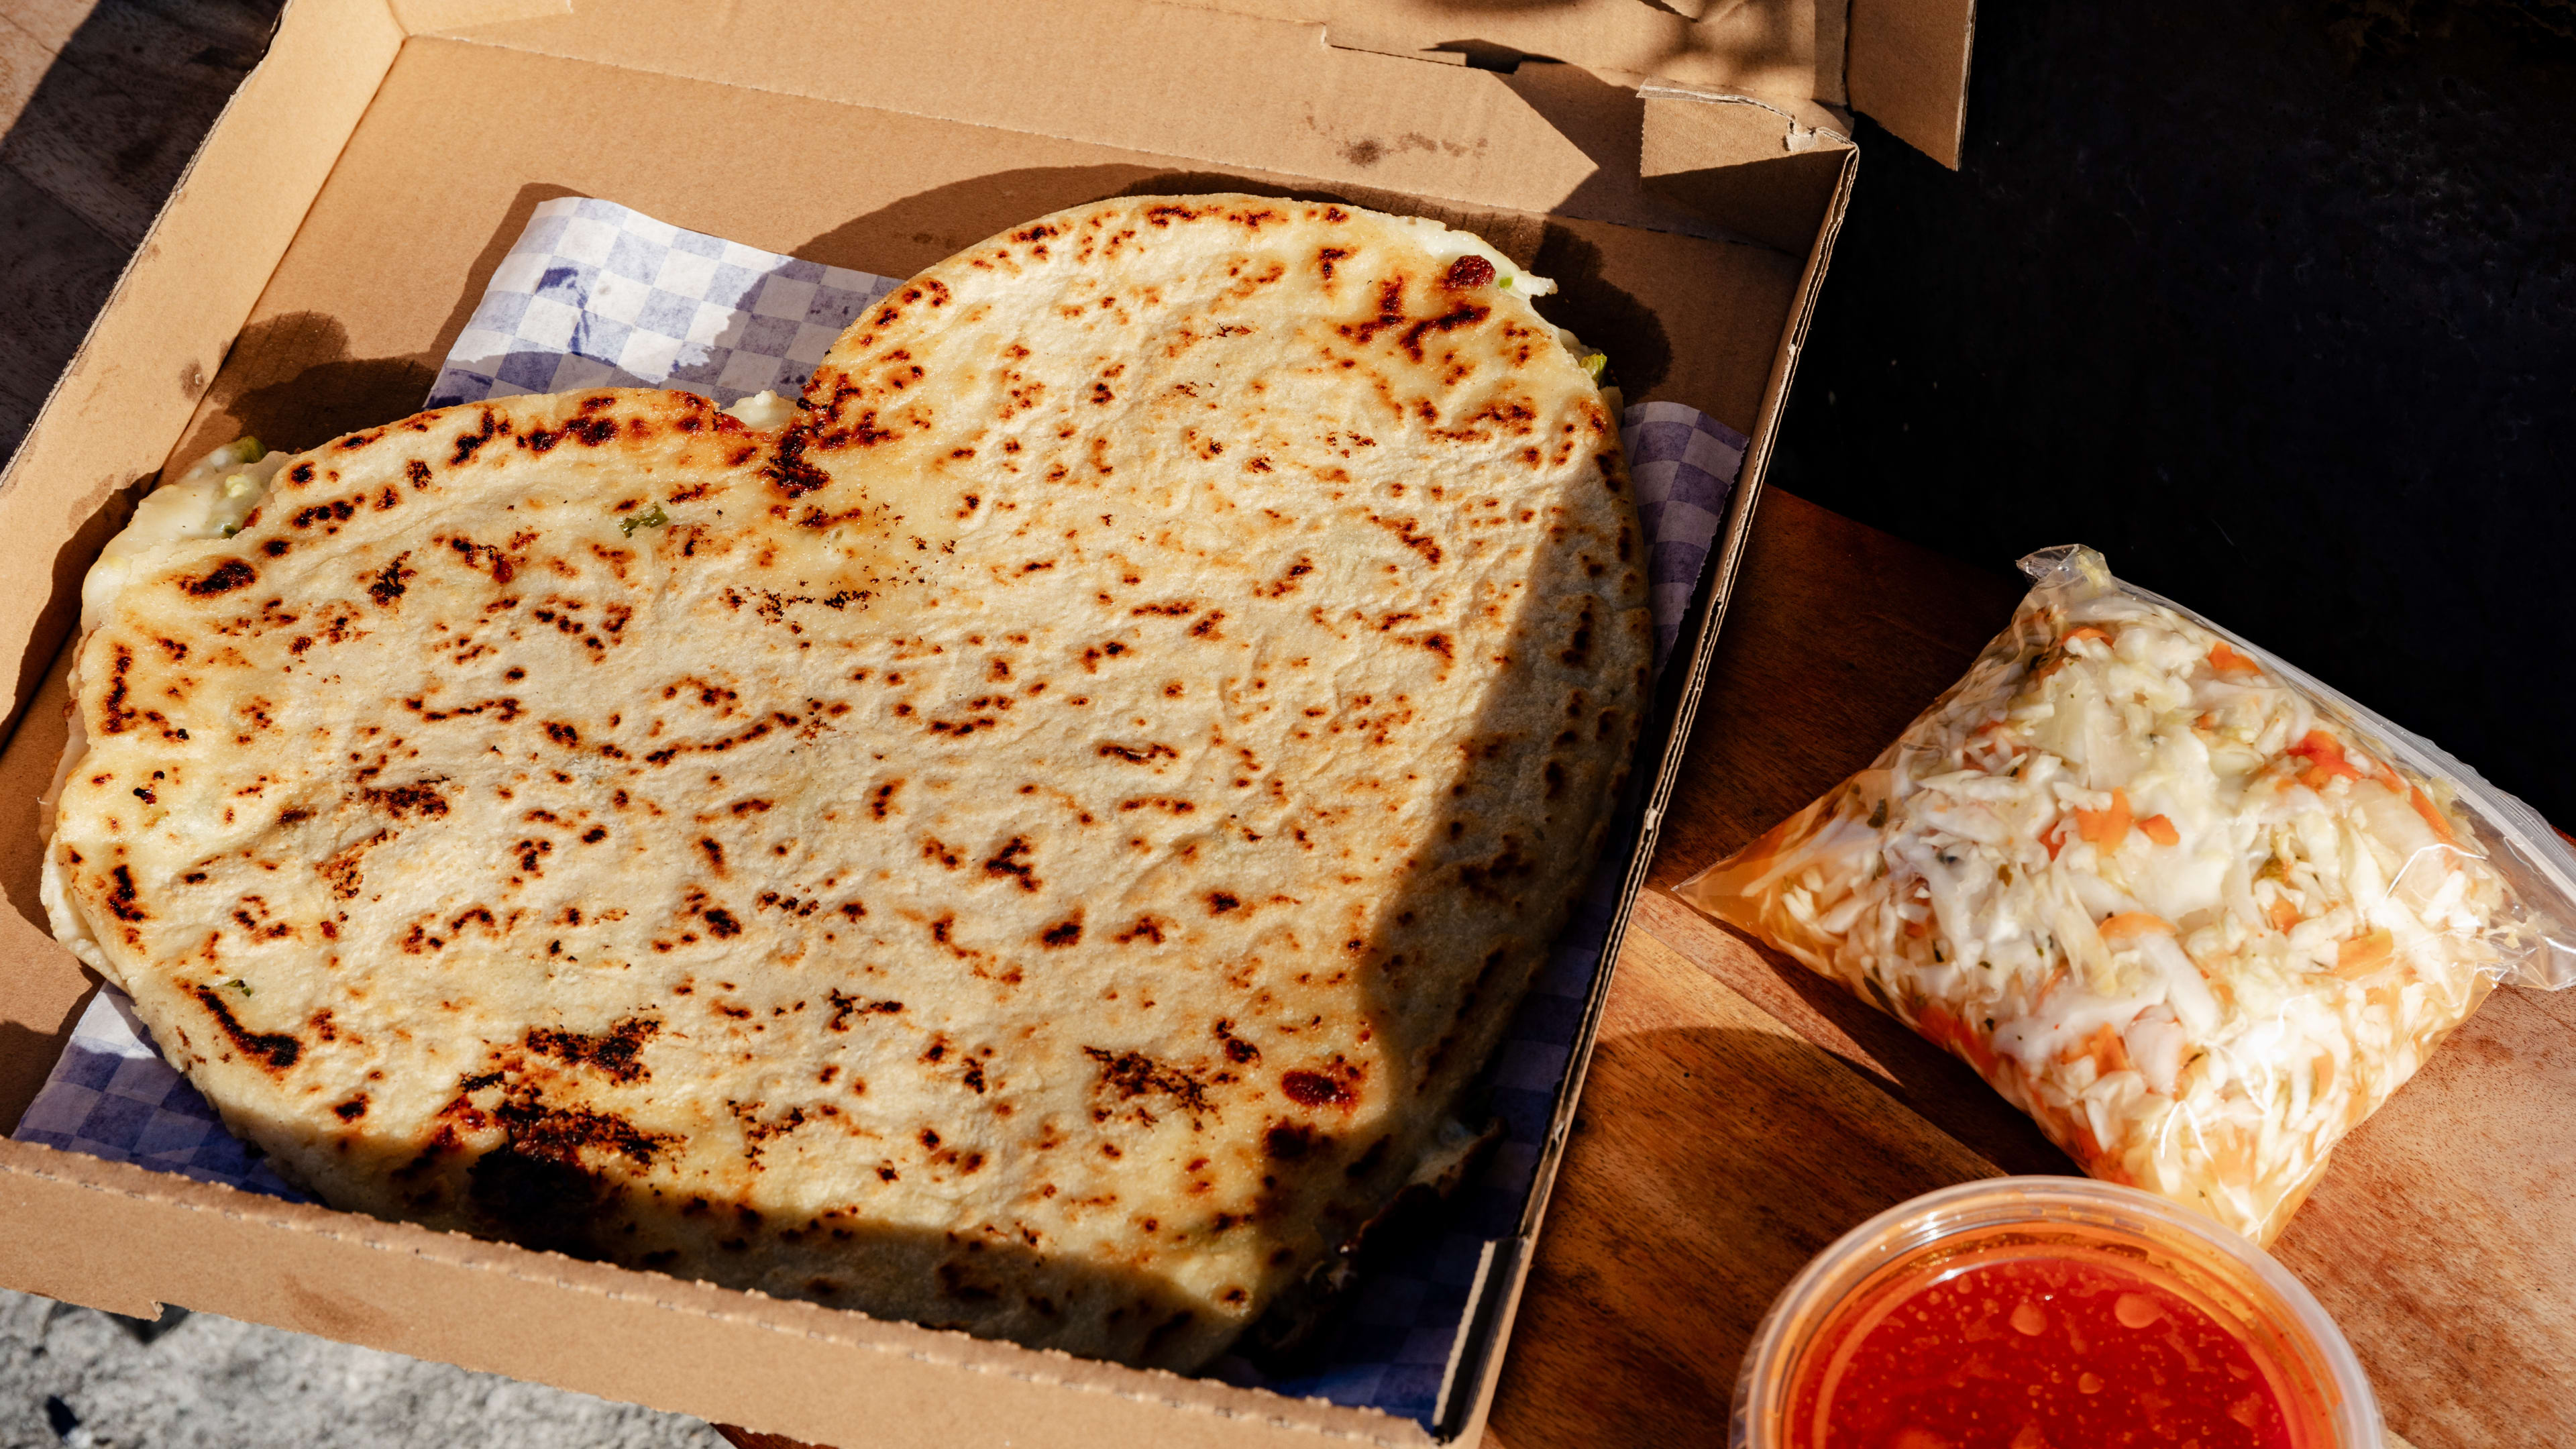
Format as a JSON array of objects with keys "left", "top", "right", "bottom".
[{"left": 724, "top": 490, "right": 2570, "bottom": 1449}]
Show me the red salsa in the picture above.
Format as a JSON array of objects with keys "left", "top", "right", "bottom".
[{"left": 1788, "top": 1241, "right": 2331, "bottom": 1448}]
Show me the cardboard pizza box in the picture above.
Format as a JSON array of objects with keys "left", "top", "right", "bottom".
[{"left": 0, "top": 1, "right": 1976, "bottom": 1442}]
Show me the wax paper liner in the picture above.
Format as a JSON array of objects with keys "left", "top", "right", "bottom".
[{"left": 17, "top": 197, "right": 1746, "bottom": 1430}]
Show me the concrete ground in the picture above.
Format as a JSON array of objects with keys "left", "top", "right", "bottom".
[{"left": 0, "top": 1289, "right": 728, "bottom": 1449}]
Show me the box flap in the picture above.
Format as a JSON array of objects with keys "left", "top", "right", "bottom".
[
  {"left": 1847, "top": 0, "right": 1977, "bottom": 168},
  {"left": 1182, "top": 0, "right": 1975, "bottom": 170},
  {"left": 0, "top": 1144, "right": 1435, "bottom": 1447},
  {"left": 415, "top": 0, "right": 1731, "bottom": 235},
  {"left": 1184, "top": 0, "right": 1846, "bottom": 108}
]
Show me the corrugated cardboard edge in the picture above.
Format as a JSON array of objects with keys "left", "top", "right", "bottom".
[
  {"left": 1845, "top": 0, "right": 1977, "bottom": 169},
  {"left": 0, "top": 1140, "right": 1436, "bottom": 1448},
  {"left": 0, "top": 0, "right": 404, "bottom": 745},
  {"left": 1428, "top": 99, "right": 1860, "bottom": 1448}
]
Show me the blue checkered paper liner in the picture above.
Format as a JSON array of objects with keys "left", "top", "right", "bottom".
[
  {"left": 425, "top": 196, "right": 902, "bottom": 409},
  {"left": 14, "top": 987, "right": 309, "bottom": 1201},
  {"left": 17, "top": 199, "right": 1746, "bottom": 1431}
]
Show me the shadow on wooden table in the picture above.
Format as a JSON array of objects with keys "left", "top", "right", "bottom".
[
  {"left": 1631, "top": 893, "right": 2080, "bottom": 1181},
  {"left": 1491, "top": 1014, "right": 1994, "bottom": 1446},
  {"left": 1484, "top": 897, "right": 2003, "bottom": 1449}
]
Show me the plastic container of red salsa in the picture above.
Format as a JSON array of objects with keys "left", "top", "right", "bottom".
[{"left": 1732, "top": 1178, "right": 2381, "bottom": 1449}]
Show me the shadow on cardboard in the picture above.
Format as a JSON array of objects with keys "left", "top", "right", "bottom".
[{"left": 797, "top": 163, "right": 1669, "bottom": 394}]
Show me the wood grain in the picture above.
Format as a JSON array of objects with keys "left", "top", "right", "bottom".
[
  {"left": 2266, "top": 987, "right": 2576, "bottom": 1448},
  {"left": 0, "top": 0, "right": 109, "bottom": 54},
  {"left": 1646, "top": 490, "right": 2025, "bottom": 895},
  {"left": 0, "top": 3, "right": 264, "bottom": 241},
  {"left": 1486, "top": 922, "right": 1994, "bottom": 1446},
  {"left": 1543, "top": 906, "right": 2569, "bottom": 1449},
  {"left": 0, "top": 161, "right": 128, "bottom": 444},
  {"left": 0, "top": 12, "right": 58, "bottom": 125}
]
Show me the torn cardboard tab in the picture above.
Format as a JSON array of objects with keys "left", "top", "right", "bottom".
[
  {"left": 1638, "top": 86, "right": 1856, "bottom": 255},
  {"left": 1193, "top": 0, "right": 1982, "bottom": 167}
]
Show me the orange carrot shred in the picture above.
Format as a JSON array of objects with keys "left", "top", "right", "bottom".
[
  {"left": 2073, "top": 788, "right": 2134, "bottom": 847},
  {"left": 2407, "top": 785, "right": 2460, "bottom": 847},
  {"left": 2288, "top": 729, "right": 2363, "bottom": 791},
  {"left": 1917, "top": 1006, "right": 2002, "bottom": 1079},
  {"left": 2337, "top": 926, "right": 2395, "bottom": 976},
  {"left": 2084, "top": 1023, "right": 2133, "bottom": 1076},
  {"left": 2208, "top": 641, "right": 2263, "bottom": 680},
  {"left": 2267, "top": 898, "right": 2300, "bottom": 932},
  {"left": 2139, "top": 814, "right": 2180, "bottom": 846},
  {"left": 2098, "top": 911, "right": 2173, "bottom": 941}
]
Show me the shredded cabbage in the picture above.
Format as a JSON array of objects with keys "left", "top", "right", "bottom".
[{"left": 1678, "top": 551, "right": 2517, "bottom": 1244}]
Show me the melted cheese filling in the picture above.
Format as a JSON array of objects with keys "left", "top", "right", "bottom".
[{"left": 80, "top": 439, "right": 288, "bottom": 633}]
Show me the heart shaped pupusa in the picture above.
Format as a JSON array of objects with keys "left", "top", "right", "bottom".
[{"left": 46, "top": 195, "right": 1650, "bottom": 1371}]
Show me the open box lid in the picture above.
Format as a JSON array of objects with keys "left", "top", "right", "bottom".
[{"left": 1179, "top": 0, "right": 1979, "bottom": 170}]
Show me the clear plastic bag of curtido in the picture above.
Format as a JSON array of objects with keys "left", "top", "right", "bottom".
[{"left": 1674, "top": 545, "right": 2576, "bottom": 1244}]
